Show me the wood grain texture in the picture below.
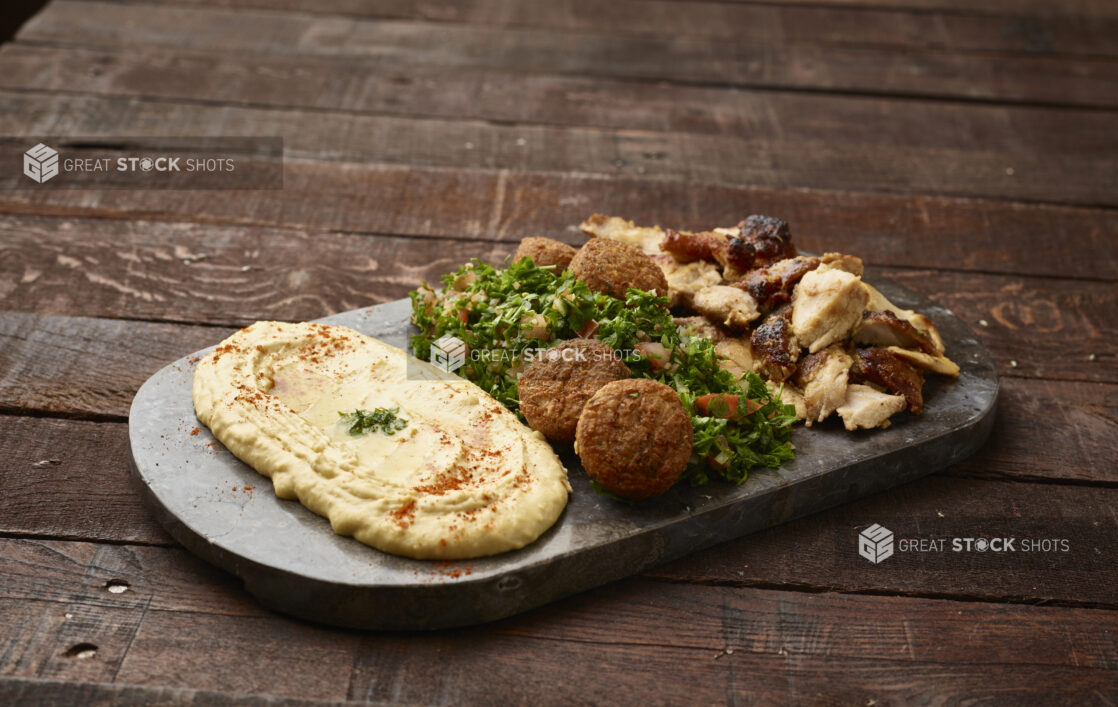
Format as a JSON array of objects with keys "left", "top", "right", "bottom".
[
  {"left": 1, "top": 92, "right": 1114, "bottom": 207},
  {"left": 18, "top": 1, "right": 1118, "bottom": 108},
  {"left": 655, "top": 0, "right": 1118, "bottom": 21},
  {"left": 84, "top": 0, "right": 1118, "bottom": 57},
  {"left": 0, "top": 315, "right": 234, "bottom": 419},
  {"left": 0, "top": 677, "right": 342, "bottom": 707},
  {"left": 1, "top": 229, "right": 1114, "bottom": 388},
  {"left": 1, "top": 538, "right": 1115, "bottom": 703},
  {"left": 953, "top": 378, "right": 1118, "bottom": 485},
  {"left": 3, "top": 43, "right": 1116, "bottom": 159},
  {"left": 649, "top": 473, "right": 1117, "bottom": 606},
  {"left": 1, "top": 399, "right": 1113, "bottom": 596},
  {"left": 1, "top": 171, "right": 1114, "bottom": 281},
  {"left": 0, "top": 216, "right": 511, "bottom": 326},
  {"left": 0, "top": 416, "right": 173, "bottom": 545},
  {"left": 1, "top": 0, "right": 1115, "bottom": 698}
]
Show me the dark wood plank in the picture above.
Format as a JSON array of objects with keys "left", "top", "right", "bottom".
[
  {"left": 0, "top": 417, "right": 173, "bottom": 545},
  {"left": 0, "top": 314, "right": 234, "bottom": 419},
  {"left": 2, "top": 409, "right": 1114, "bottom": 598},
  {"left": 74, "top": 0, "right": 1118, "bottom": 57},
  {"left": 3, "top": 43, "right": 1115, "bottom": 154},
  {"left": 0, "top": 216, "right": 511, "bottom": 326},
  {"left": 662, "top": 0, "right": 1118, "bottom": 21},
  {"left": 1, "top": 235, "right": 1114, "bottom": 395},
  {"left": 649, "top": 472, "right": 1117, "bottom": 606},
  {"left": 2, "top": 538, "right": 1115, "bottom": 702},
  {"left": 880, "top": 269, "right": 1116, "bottom": 382},
  {"left": 1, "top": 92, "right": 1114, "bottom": 207},
  {"left": 0, "top": 677, "right": 339, "bottom": 707},
  {"left": 0, "top": 173, "right": 1115, "bottom": 283},
  {"left": 953, "top": 378, "right": 1118, "bottom": 486},
  {"left": 19, "top": 1, "right": 1118, "bottom": 108}
]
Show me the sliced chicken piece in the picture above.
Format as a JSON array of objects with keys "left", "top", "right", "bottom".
[
  {"left": 736, "top": 255, "right": 821, "bottom": 313},
  {"left": 793, "top": 345, "right": 853, "bottom": 426},
  {"left": 852, "top": 347, "right": 925, "bottom": 414},
  {"left": 767, "top": 380, "right": 807, "bottom": 420},
  {"left": 862, "top": 283, "right": 945, "bottom": 354},
  {"left": 674, "top": 316, "right": 754, "bottom": 379},
  {"left": 736, "top": 215, "right": 798, "bottom": 270},
  {"left": 674, "top": 315, "right": 728, "bottom": 342},
  {"left": 660, "top": 229, "right": 728, "bottom": 263},
  {"left": 692, "top": 285, "right": 761, "bottom": 332},
  {"left": 709, "top": 236, "right": 761, "bottom": 282},
  {"left": 818, "top": 252, "right": 864, "bottom": 277},
  {"left": 579, "top": 214, "right": 665, "bottom": 255},
  {"left": 853, "top": 310, "right": 938, "bottom": 354},
  {"left": 790, "top": 268, "right": 869, "bottom": 353},
  {"left": 836, "top": 384, "right": 907, "bottom": 431},
  {"left": 652, "top": 255, "right": 724, "bottom": 308},
  {"left": 715, "top": 338, "right": 755, "bottom": 381},
  {"left": 887, "top": 346, "right": 960, "bottom": 378},
  {"left": 751, "top": 308, "right": 800, "bottom": 382}
]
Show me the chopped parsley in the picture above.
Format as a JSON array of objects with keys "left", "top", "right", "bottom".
[
  {"left": 340, "top": 407, "right": 408, "bottom": 436},
  {"left": 410, "top": 257, "right": 796, "bottom": 487}
]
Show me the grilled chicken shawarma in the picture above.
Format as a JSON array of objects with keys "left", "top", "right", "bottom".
[
  {"left": 675, "top": 316, "right": 755, "bottom": 379},
  {"left": 887, "top": 346, "right": 960, "bottom": 377},
  {"left": 769, "top": 380, "right": 808, "bottom": 421},
  {"left": 580, "top": 213, "right": 665, "bottom": 255},
  {"left": 837, "top": 384, "right": 907, "bottom": 431},
  {"left": 751, "top": 308, "right": 800, "bottom": 382},
  {"left": 579, "top": 213, "right": 958, "bottom": 432},
  {"left": 737, "top": 215, "right": 798, "bottom": 271},
  {"left": 692, "top": 285, "right": 761, "bottom": 332},
  {"left": 853, "top": 310, "right": 939, "bottom": 354},
  {"left": 852, "top": 347, "right": 925, "bottom": 414},
  {"left": 661, "top": 229, "right": 726, "bottom": 263},
  {"left": 794, "top": 346, "right": 854, "bottom": 425},
  {"left": 863, "top": 282, "right": 944, "bottom": 354},
  {"left": 652, "top": 255, "right": 724, "bottom": 309},
  {"left": 819, "top": 252, "right": 864, "bottom": 277},
  {"left": 736, "top": 256, "right": 821, "bottom": 313},
  {"left": 790, "top": 268, "right": 869, "bottom": 353}
]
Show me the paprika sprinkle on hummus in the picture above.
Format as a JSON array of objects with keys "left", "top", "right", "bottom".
[{"left": 192, "top": 321, "right": 570, "bottom": 560}]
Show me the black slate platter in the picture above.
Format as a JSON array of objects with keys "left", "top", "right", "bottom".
[{"left": 128, "top": 272, "right": 998, "bottom": 630}]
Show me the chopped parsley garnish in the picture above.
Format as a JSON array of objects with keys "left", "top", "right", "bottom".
[
  {"left": 340, "top": 407, "right": 407, "bottom": 436},
  {"left": 410, "top": 257, "right": 796, "bottom": 487}
]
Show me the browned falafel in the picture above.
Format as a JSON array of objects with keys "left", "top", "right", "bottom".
[
  {"left": 518, "top": 339, "right": 631, "bottom": 443},
  {"left": 568, "top": 238, "right": 670, "bottom": 301},
  {"left": 575, "top": 379, "right": 693, "bottom": 500},
  {"left": 513, "top": 237, "right": 578, "bottom": 271}
]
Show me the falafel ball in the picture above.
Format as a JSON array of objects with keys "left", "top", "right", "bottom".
[
  {"left": 518, "top": 339, "right": 631, "bottom": 443},
  {"left": 513, "top": 237, "right": 578, "bottom": 271},
  {"left": 568, "top": 238, "right": 670, "bottom": 301},
  {"left": 575, "top": 379, "right": 693, "bottom": 500}
]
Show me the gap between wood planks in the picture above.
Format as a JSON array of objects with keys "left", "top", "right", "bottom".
[
  {"left": 11, "top": 36, "right": 1118, "bottom": 115},
  {"left": 0, "top": 162, "right": 1116, "bottom": 271},
  {"left": 15, "top": 2, "right": 1118, "bottom": 110},
  {"left": 1, "top": 93, "right": 1113, "bottom": 210},
  {"left": 3, "top": 531, "right": 1112, "bottom": 610},
  {"left": 0, "top": 542, "right": 1115, "bottom": 707},
  {"left": 643, "top": 575, "right": 1118, "bottom": 611}
]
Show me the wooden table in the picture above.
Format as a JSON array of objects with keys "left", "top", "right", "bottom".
[{"left": 1, "top": 0, "right": 1115, "bottom": 703}]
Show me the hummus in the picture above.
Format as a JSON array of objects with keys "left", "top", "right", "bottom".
[{"left": 192, "top": 321, "right": 570, "bottom": 560}]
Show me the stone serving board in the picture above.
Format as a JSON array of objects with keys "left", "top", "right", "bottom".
[{"left": 128, "top": 272, "right": 998, "bottom": 630}]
